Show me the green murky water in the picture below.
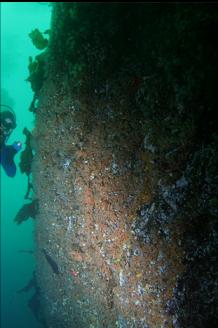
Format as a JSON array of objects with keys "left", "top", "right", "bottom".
[{"left": 1, "top": 3, "right": 51, "bottom": 327}]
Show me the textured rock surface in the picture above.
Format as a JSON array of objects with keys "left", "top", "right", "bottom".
[{"left": 32, "top": 3, "right": 218, "bottom": 328}]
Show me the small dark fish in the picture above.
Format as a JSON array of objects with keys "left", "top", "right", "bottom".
[
  {"left": 42, "top": 249, "right": 60, "bottom": 274},
  {"left": 18, "top": 250, "right": 34, "bottom": 254}
]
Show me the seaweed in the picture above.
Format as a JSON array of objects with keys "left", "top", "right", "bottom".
[
  {"left": 19, "top": 127, "right": 33, "bottom": 175},
  {"left": 24, "top": 180, "right": 33, "bottom": 200},
  {"left": 17, "top": 271, "right": 47, "bottom": 327},
  {"left": 14, "top": 199, "right": 39, "bottom": 225},
  {"left": 29, "top": 28, "right": 48, "bottom": 50},
  {"left": 28, "top": 291, "right": 41, "bottom": 322},
  {"left": 26, "top": 27, "right": 49, "bottom": 97},
  {"left": 19, "top": 127, "right": 34, "bottom": 199},
  {"left": 26, "top": 26, "right": 49, "bottom": 122},
  {"left": 28, "top": 93, "right": 38, "bottom": 113},
  {"left": 26, "top": 52, "right": 47, "bottom": 95},
  {"left": 17, "top": 274, "right": 36, "bottom": 294}
]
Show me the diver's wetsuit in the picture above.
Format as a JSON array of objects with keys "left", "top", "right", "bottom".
[
  {"left": 0, "top": 107, "right": 22, "bottom": 177},
  {"left": 0, "top": 142, "right": 21, "bottom": 177}
]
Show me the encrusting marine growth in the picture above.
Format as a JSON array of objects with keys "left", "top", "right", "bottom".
[{"left": 16, "top": 3, "right": 218, "bottom": 328}]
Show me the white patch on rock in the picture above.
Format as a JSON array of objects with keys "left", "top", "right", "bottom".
[
  {"left": 144, "top": 134, "right": 156, "bottom": 153},
  {"left": 119, "top": 270, "right": 126, "bottom": 287}
]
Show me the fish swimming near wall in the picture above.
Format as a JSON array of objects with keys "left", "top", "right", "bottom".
[
  {"left": 42, "top": 248, "right": 60, "bottom": 274},
  {"left": 18, "top": 249, "right": 34, "bottom": 254}
]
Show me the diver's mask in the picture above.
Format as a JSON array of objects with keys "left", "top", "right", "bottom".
[{"left": 0, "top": 105, "right": 17, "bottom": 142}]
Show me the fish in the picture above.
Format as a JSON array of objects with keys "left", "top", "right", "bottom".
[
  {"left": 42, "top": 248, "right": 60, "bottom": 274},
  {"left": 18, "top": 249, "right": 34, "bottom": 254}
]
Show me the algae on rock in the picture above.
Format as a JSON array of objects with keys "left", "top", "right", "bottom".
[{"left": 32, "top": 3, "right": 218, "bottom": 328}]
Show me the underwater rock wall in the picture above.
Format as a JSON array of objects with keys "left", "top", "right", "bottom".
[{"left": 32, "top": 3, "right": 218, "bottom": 328}]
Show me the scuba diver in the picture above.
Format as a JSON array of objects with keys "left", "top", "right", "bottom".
[{"left": 0, "top": 105, "right": 22, "bottom": 177}]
